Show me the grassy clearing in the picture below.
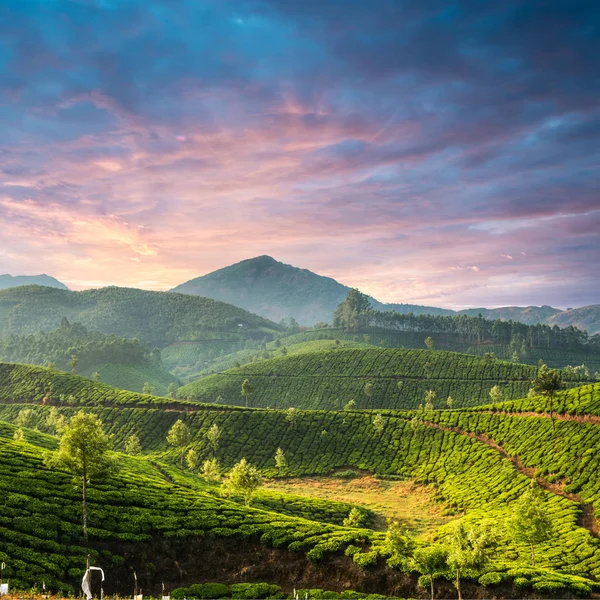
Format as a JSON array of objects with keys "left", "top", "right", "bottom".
[{"left": 263, "top": 473, "right": 456, "bottom": 538}]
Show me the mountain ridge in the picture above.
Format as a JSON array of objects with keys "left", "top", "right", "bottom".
[
  {"left": 0, "top": 273, "right": 68, "bottom": 291},
  {"left": 172, "top": 256, "right": 600, "bottom": 333}
]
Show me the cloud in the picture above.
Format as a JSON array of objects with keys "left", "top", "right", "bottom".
[{"left": 0, "top": 0, "right": 598, "bottom": 308}]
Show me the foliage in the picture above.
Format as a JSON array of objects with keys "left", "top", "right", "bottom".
[
  {"left": 124, "top": 434, "right": 142, "bottom": 456},
  {"left": 223, "top": 458, "right": 263, "bottom": 506},
  {"left": 275, "top": 447, "right": 288, "bottom": 473},
  {"left": 167, "top": 419, "right": 191, "bottom": 468},
  {"left": 412, "top": 545, "right": 449, "bottom": 600},
  {"left": 507, "top": 482, "right": 554, "bottom": 565}
]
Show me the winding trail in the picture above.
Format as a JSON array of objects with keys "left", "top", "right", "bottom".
[{"left": 408, "top": 417, "right": 600, "bottom": 537}]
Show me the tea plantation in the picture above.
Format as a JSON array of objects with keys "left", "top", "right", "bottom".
[
  {"left": 177, "top": 348, "right": 587, "bottom": 409},
  {"left": 2, "top": 364, "right": 600, "bottom": 597}
]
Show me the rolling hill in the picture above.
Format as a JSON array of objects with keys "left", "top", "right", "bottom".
[
  {"left": 1, "top": 362, "right": 600, "bottom": 597},
  {"left": 177, "top": 348, "right": 588, "bottom": 410},
  {"left": 0, "top": 273, "right": 68, "bottom": 291},
  {"left": 0, "top": 285, "right": 280, "bottom": 345},
  {"left": 171, "top": 256, "right": 600, "bottom": 333}
]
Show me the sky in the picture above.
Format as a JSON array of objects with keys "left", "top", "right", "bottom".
[{"left": 1, "top": 0, "right": 599, "bottom": 309}]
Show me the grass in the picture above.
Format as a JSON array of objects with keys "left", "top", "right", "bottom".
[{"left": 263, "top": 474, "right": 456, "bottom": 538}]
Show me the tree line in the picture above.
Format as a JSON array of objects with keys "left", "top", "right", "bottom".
[{"left": 334, "top": 290, "right": 599, "bottom": 352}]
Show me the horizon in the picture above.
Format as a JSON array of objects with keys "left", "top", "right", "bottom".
[
  {"left": 0, "top": 254, "right": 588, "bottom": 312},
  {"left": 1, "top": 1, "right": 599, "bottom": 308}
]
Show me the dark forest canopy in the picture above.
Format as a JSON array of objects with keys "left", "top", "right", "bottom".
[{"left": 334, "top": 290, "right": 599, "bottom": 352}]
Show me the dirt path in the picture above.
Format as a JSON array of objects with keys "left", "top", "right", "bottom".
[
  {"left": 410, "top": 417, "right": 599, "bottom": 537},
  {"left": 474, "top": 409, "right": 600, "bottom": 426}
]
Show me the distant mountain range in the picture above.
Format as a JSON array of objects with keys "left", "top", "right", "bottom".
[
  {"left": 0, "top": 274, "right": 68, "bottom": 291},
  {"left": 173, "top": 255, "right": 600, "bottom": 334}
]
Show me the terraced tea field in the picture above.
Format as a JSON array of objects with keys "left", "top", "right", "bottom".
[{"left": 178, "top": 348, "right": 587, "bottom": 409}]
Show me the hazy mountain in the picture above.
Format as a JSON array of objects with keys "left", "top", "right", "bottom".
[
  {"left": 173, "top": 256, "right": 600, "bottom": 333},
  {"left": 0, "top": 273, "right": 68, "bottom": 291},
  {"left": 172, "top": 255, "right": 453, "bottom": 325},
  {"left": 547, "top": 305, "right": 600, "bottom": 335}
]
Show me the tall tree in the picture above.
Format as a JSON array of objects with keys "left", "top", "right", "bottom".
[
  {"left": 275, "top": 447, "right": 288, "bottom": 474},
  {"left": 425, "top": 336, "right": 435, "bottom": 350},
  {"left": 142, "top": 381, "right": 153, "bottom": 395},
  {"left": 223, "top": 458, "right": 263, "bottom": 506},
  {"left": 531, "top": 364, "right": 565, "bottom": 431},
  {"left": 507, "top": 482, "right": 553, "bottom": 565},
  {"left": 489, "top": 385, "right": 503, "bottom": 404},
  {"left": 384, "top": 519, "right": 416, "bottom": 569},
  {"left": 413, "top": 545, "right": 449, "bottom": 600},
  {"left": 241, "top": 379, "right": 254, "bottom": 407},
  {"left": 167, "top": 419, "right": 191, "bottom": 468},
  {"left": 45, "top": 411, "right": 113, "bottom": 540},
  {"left": 70, "top": 353, "right": 78, "bottom": 374},
  {"left": 333, "top": 289, "right": 372, "bottom": 330},
  {"left": 206, "top": 423, "right": 221, "bottom": 454},
  {"left": 364, "top": 382, "right": 374, "bottom": 405},
  {"left": 447, "top": 522, "right": 495, "bottom": 600}
]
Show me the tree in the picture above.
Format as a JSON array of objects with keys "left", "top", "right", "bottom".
[
  {"left": 447, "top": 522, "right": 495, "bottom": 600},
  {"left": 46, "top": 407, "right": 66, "bottom": 436},
  {"left": 413, "top": 545, "right": 449, "bottom": 600},
  {"left": 507, "top": 482, "right": 553, "bottom": 565},
  {"left": 206, "top": 423, "right": 221, "bottom": 454},
  {"left": 241, "top": 379, "right": 254, "bottom": 407},
  {"left": 489, "top": 385, "right": 503, "bottom": 404},
  {"left": 384, "top": 519, "right": 416, "bottom": 569},
  {"left": 285, "top": 407, "right": 297, "bottom": 424},
  {"left": 142, "top": 381, "right": 153, "bottom": 395},
  {"left": 372, "top": 413, "right": 385, "bottom": 434},
  {"left": 45, "top": 411, "right": 113, "bottom": 540},
  {"left": 275, "top": 447, "right": 288, "bottom": 473},
  {"left": 364, "top": 382, "right": 374, "bottom": 404},
  {"left": 344, "top": 399, "right": 356, "bottom": 411},
  {"left": 69, "top": 353, "right": 78, "bottom": 374},
  {"left": 92, "top": 371, "right": 101, "bottom": 382},
  {"left": 425, "top": 336, "right": 435, "bottom": 350},
  {"left": 202, "top": 457, "right": 221, "bottom": 481},
  {"left": 424, "top": 390, "right": 436, "bottom": 411},
  {"left": 186, "top": 448, "right": 199, "bottom": 471},
  {"left": 531, "top": 364, "right": 565, "bottom": 431},
  {"left": 223, "top": 458, "right": 263, "bottom": 506},
  {"left": 343, "top": 507, "right": 367, "bottom": 528},
  {"left": 125, "top": 434, "right": 142, "bottom": 456},
  {"left": 446, "top": 396, "right": 454, "bottom": 409},
  {"left": 333, "top": 289, "right": 372, "bottom": 330},
  {"left": 167, "top": 420, "right": 191, "bottom": 468},
  {"left": 16, "top": 408, "right": 35, "bottom": 429},
  {"left": 167, "top": 382, "right": 178, "bottom": 399},
  {"left": 13, "top": 428, "right": 25, "bottom": 442}
]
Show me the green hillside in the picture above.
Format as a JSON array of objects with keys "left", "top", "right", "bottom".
[
  {"left": 2, "top": 378, "right": 600, "bottom": 596},
  {"left": 0, "top": 285, "right": 280, "bottom": 345},
  {"left": 79, "top": 363, "right": 179, "bottom": 396},
  {"left": 264, "top": 327, "right": 600, "bottom": 373},
  {"left": 165, "top": 337, "right": 375, "bottom": 382},
  {"left": 177, "top": 348, "right": 588, "bottom": 409},
  {"left": 0, "top": 362, "right": 193, "bottom": 408}
]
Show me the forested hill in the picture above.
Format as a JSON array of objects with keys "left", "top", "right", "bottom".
[
  {"left": 0, "top": 320, "right": 154, "bottom": 372},
  {"left": 171, "top": 255, "right": 452, "bottom": 325},
  {"left": 0, "top": 285, "right": 280, "bottom": 344},
  {"left": 0, "top": 273, "right": 68, "bottom": 291},
  {"left": 171, "top": 256, "right": 600, "bottom": 333}
]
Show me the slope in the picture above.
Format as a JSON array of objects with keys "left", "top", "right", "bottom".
[
  {"left": 177, "top": 348, "right": 588, "bottom": 409},
  {"left": 171, "top": 255, "right": 600, "bottom": 333},
  {"left": 2, "top": 382, "right": 600, "bottom": 596},
  {"left": 0, "top": 285, "right": 280, "bottom": 344},
  {"left": 0, "top": 273, "right": 68, "bottom": 291},
  {"left": 171, "top": 255, "right": 451, "bottom": 325}
]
